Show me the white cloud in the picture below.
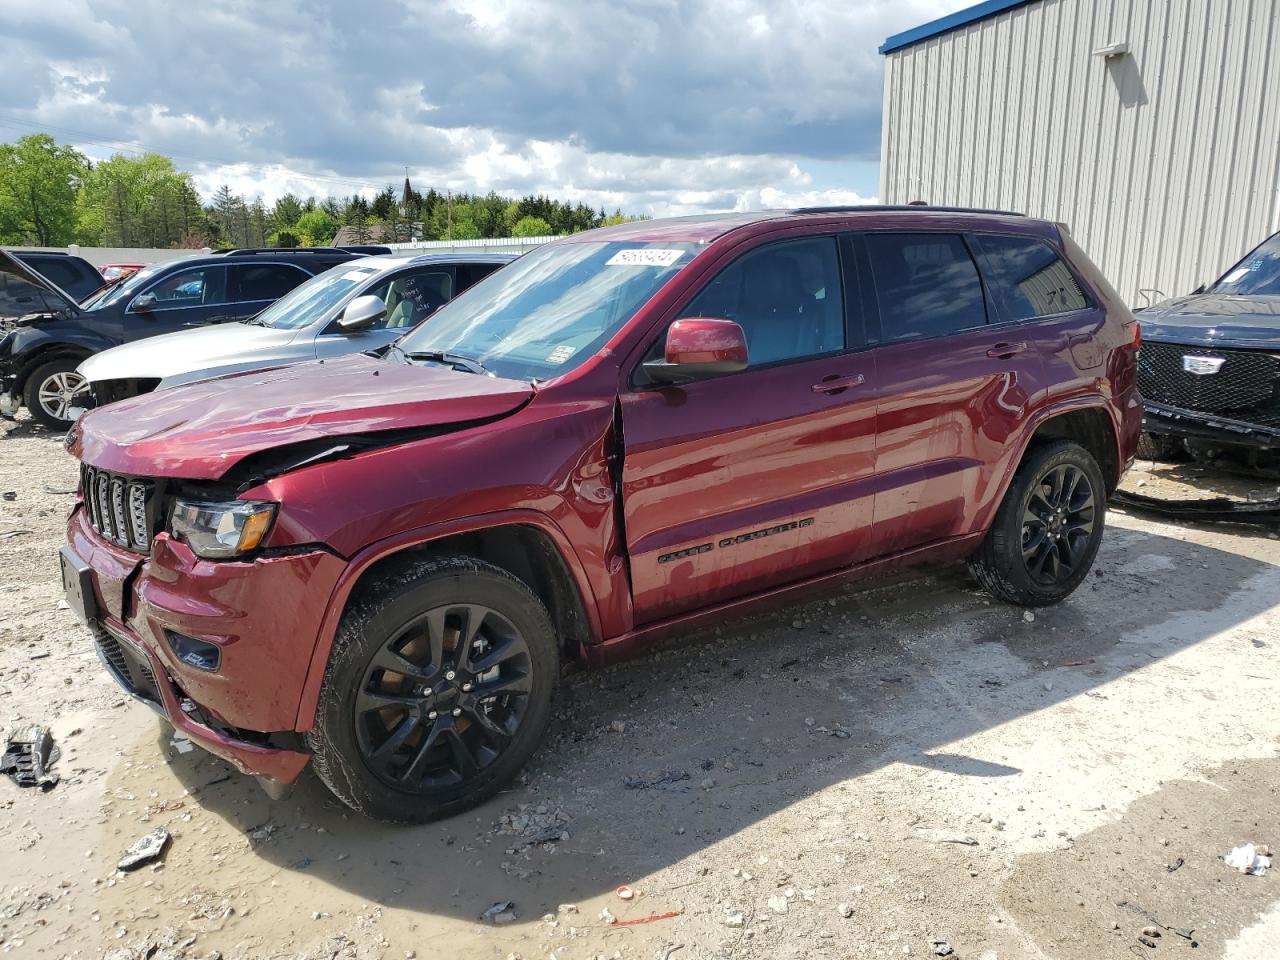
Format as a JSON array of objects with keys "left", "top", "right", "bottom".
[{"left": 3, "top": 0, "right": 967, "bottom": 215}]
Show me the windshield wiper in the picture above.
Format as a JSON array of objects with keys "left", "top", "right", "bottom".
[{"left": 397, "top": 348, "right": 491, "bottom": 376}]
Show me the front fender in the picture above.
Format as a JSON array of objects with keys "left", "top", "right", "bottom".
[
  {"left": 161, "top": 355, "right": 309, "bottom": 390},
  {"left": 290, "top": 508, "right": 601, "bottom": 732}
]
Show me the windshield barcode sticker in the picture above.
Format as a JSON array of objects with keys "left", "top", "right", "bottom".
[{"left": 606, "top": 249, "right": 685, "bottom": 267}]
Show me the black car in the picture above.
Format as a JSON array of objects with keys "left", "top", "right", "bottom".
[
  {"left": 0, "top": 251, "right": 104, "bottom": 313},
  {"left": 0, "top": 247, "right": 360, "bottom": 428},
  {"left": 1137, "top": 230, "right": 1280, "bottom": 467}
]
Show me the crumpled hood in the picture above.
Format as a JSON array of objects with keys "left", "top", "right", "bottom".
[
  {"left": 72, "top": 354, "right": 534, "bottom": 480},
  {"left": 1140, "top": 294, "right": 1280, "bottom": 348},
  {"left": 79, "top": 322, "right": 301, "bottom": 382}
]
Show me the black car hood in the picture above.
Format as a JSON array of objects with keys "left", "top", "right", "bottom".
[
  {"left": 0, "top": 249, "right": 82, "bottom": 318},
  {"left": 1139, "top": 293, "right": 1280, "bottom": 349}
]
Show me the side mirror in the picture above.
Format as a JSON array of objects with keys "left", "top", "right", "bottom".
[
  {"left": 338, "top": 294, "right": 387, "bottom": 333},
  {"left": 643, "top": 318, "right": 749, "bottom": 384},
  {"left": 132, "top": 292, "right": 157, "bottom": 311}
]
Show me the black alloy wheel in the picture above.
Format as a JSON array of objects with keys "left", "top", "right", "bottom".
[
  {"left": 1020, "top": 463, "right": 1096, "bottom": 586},
  {"left": 356, "top": 603, "right": 532, "bottom": 789},
  {"left": 968, "top": 439, "right": 1107, "bottom": 606}
]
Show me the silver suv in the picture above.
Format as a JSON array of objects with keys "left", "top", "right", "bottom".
[{"left": 78, "top": 253, "right": 515, "bottom": 409}]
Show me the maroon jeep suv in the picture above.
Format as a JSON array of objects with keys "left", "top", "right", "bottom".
[{"left": 61, "top": 207, "right": 1141, "bottom": 821}]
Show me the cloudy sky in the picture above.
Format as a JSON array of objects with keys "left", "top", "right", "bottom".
[{"left": 3, "top": 0, "right": 969, "bottom": 216}]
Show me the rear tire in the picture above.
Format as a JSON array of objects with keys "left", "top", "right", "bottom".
[
  {"left": 968, "top": 440, "right": 1106, "bottom": 606},
  {"left": 308, "top": 556, "right": 559, "bottom": 823},
  {"left": 24, "top": 358, "right": 88, "bottom": 430}
]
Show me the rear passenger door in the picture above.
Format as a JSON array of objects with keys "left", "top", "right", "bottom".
[
  {"left": 864, "top": 232, "right": 1043, "bottom": 555},
  {"left": 226, "top": 263, "right": 313, "bottom": 323}
]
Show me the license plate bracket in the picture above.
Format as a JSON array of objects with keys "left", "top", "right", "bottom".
[{"left": 59, "top": 545, "right": 98, "bottom": 626}]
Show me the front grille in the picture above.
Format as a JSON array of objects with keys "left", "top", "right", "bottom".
[
  {"left": 96, "top": 629, "right": 161, "bottom": 706},
  {"left": 80, "top": 464, "right": 158, "bottom": 552},
  {"left": 1138, "top": 342, "right": 1280, "bottom": 426}
]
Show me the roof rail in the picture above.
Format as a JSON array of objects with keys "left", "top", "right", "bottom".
[
  {"left": 216, "top": 247, "right": 350, "bottom": 256},
  {"left": 792, "top": 204, "right": 1026, "bottom": 217},
  {"left": 338, "top": 245, "right": 393, "bottom": 255}
]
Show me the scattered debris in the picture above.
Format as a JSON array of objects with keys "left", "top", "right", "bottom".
[
  {"left": 608, "top": 909, "right": 683, "bottom": 927},
  {"left": 43, "top": 485, "right": 76, "bottom": 495},
  {"left": 609, "top": 719, "right": 626, "bottom": 733},
  {"left": 938, "top": 835, "right": 979, "bottom": 847},
  {"left": 1138, "top": 935, "right": 1158, "bottom": 948},
  {"left": 0, "top": 528, "right": 33, "bottom": 539},
  {"left": 929, "top": 938, "right": 954, "bottom": 956},
  {"left": 481, "top": 901, "right": 518, "bottom": 924},
  {"left": 767, "top": 895, "right": 789, "bottom": 914},
  {"left": 1141, "top": 926, "right": 1162, "bottom": 938},
  {"left": 623, "top": 769, "right": 690, "bottom": 790},
  {"left": 1166, "top": 857, "right": 1185, "bottom": 872},
  {"left": 1112, "top": 489, "right": 1280, "bottom": 526},
  {"left": 1225, "top": 843, "right": 1272, "bottom": 876},
  {"left": 1, "top": 724, "right": 60, "bottom": 790},
  {"left": 723, "top": 913, "right": 746, "bottom": 928},
  {"left": 615, "top": 884, "right": 635, "bottom": 901},
  {"left": 118, "top": 828, "right": 171, "bottom": 871},
  {"left": 838, "top": 903, "right": 854, "bottom": 919},
  {"left": 1, "top": 491, "right": 15, "bottom": 501},
  {"left": 170, "top": 733, "right": 194, "bottom": 755},
  {"left": 1022, "top": 610, "right": 1035, "bottom": 623},
  {"left": 1062, "top": 658, "right": 1096, "bottom": 667}
]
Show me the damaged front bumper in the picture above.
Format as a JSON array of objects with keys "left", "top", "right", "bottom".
[
  {"left": 63, "top": 506, "right": 347, "bottom": 787},
  {"left": 1143, "top": 399, "right": 1280, "bottom": 451}
]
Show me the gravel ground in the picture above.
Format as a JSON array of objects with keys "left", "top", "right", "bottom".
[{"left": 1, "top": 415, "right": 1278, "bottom": 960}]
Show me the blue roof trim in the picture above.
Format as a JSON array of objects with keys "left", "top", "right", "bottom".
[{"left": 880, "top": 0, "right": 1037, "bottom": 55}]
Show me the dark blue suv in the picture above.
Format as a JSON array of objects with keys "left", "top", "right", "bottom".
[{"left": 0, "top": 247, "right": 359, "bottom": 428}]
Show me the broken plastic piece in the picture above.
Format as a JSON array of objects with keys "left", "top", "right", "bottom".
[
  {"left": 118, "top": 828, "right": 171, "bottom": 871},
  {"left": 1111, "top": 490, "right": 1280, "bottom": 526},
  {"left": 615, "top": 884, "right": 635, "bottom": 901},
  {"left": 0, "top": 724, "right": 60, "bottom": 790},
  {"left": 481, "top": 900, "right": 517, "bottom": 923}
]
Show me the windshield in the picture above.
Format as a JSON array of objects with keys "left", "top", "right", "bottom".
[
  {"left": 84, "top": 262, "right": 169, "bottom": 310},
  {"left": 1211, "top": 233, "right": 1280, "bottom": 296},
  {"left": 393, "top": 240, "right": 701, "bottom": 381},
  {"left": 252, "top": 261, "right": 383, "bottom": 329}
]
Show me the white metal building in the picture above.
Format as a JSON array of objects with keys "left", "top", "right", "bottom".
[{"left": 879, "top": 0, "right": 1280, "bottom": 306}]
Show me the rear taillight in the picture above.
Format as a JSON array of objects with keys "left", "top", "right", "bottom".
[{"left": 1125, "top": 318, "right": 1141, "bottom": 349}]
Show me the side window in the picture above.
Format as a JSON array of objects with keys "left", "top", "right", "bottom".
[
  {"left": 358, "top": 269, "right": 454, "bottom": 331},
  {"left": 457, "top": 263, "right": 502, "bottom": 291},
  {"left": 143, "top": 267, "right": 225, "bottom": 307},
  {"left": 678, "top": 236, "right": 845, "bottom": 367},
  {"left": 233, "top": 263, "right": 309, "bottom": 302},
  {"left": 865, "top": 233, "right": 986, "bottom": 340},
  {"left": 973, "top": 234, "right": 1089, "bottom": 321}
]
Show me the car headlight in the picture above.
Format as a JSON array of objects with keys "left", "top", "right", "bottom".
[{"left": 169, "top": 499, "right": 276, "bottom": 558}]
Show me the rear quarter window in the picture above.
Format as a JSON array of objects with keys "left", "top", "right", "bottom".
[{"left": 973, "top": 234, "right": 1089, "bottom": 322}]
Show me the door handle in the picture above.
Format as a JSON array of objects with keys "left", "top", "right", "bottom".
[
  {"left": 811, "top": 374, "right": 865, "bottom": 394},
  {"left": 986, "top": 342, "right": 1028, "bottom": 359}
]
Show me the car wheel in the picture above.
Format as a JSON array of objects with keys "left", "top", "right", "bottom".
[
  {"left": 308, "top": 556, "right": 559, "bottom": 823},
  {"left": 968, "top": 439, "right": 1106, "bottom": 606},
  {"left": 24, "top": 358, "right": 89, "bottom": 430}
]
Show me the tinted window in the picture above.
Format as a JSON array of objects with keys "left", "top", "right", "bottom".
[
  {"left": 974, "top": 235, "right": 1088, "bottom": 320},
  {"left": 679, "top": 236, "right": 844, "bottom": 366},
  {"left": 457, "top": 262, "right": 503, "bottom": 290},
  {"left": 234, "top": 263, "right": 309, "bottom": 301},
  {"left": 865, "top": 233, "right": 986, "bottom": 340},
  {"left": 144, "top": 266, "right": 225, "bottom": 307},
  {"left": 27, "top": 257, "right": 91, "bottom": 295},
  {"left": 0, "top": 271, "right": 56, "bottom": 317}
]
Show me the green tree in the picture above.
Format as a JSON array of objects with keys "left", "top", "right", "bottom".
[
  {"left": 296, "top": 208, "right": 338, "bottom": 245},
  {"left": 512, "top": 215, "right": 553, "bottom": 237},
  {"left": 77, "top": 152, "right": 208, "bottom": 247},
  {"left": 0, "top": 134, "right": 88, "bottom": 245},
  {"left": 270, "top": 193, "right": 304, "bottom": 232}
]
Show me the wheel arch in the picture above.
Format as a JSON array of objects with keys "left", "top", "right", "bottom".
[
  {"left": 294, "top": 511, "right": 600, "bottom": 732},
  {"left": 12, "top": 343, "right": 94, "bottom": 397}
]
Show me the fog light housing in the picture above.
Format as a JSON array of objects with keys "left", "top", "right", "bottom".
[{"left": 165, "top": 631, "right": 221, "bottom": 672}]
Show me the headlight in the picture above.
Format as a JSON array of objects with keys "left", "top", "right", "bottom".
[{"left": 169, "top": 499, "right": 276, "bottom": 558}]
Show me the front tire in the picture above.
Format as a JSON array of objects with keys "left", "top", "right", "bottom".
[
  {"left": 308, "top": 556, "right": 559, "bottom": 823},
  {"left": 968, "top": 440, "right": 1106, "bottom": 606},
  {"left": 24, "top": 358, "right": 89, "bottom": 429}
]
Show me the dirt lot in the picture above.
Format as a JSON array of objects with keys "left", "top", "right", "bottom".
[{"left": 2, "top": 416, "right": 1278, "bottom": 960}]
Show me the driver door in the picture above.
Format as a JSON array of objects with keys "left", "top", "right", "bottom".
[
  {"left": 619, "top": 234, "right": 880, "bottom": 625},
  {"left": 124, "top": 266, "right": 229, "bottom": 339}
]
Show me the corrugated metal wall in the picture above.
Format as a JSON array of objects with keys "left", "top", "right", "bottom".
[{"left": 880, "top": 0, "right": 1280, "bottom": 306}]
